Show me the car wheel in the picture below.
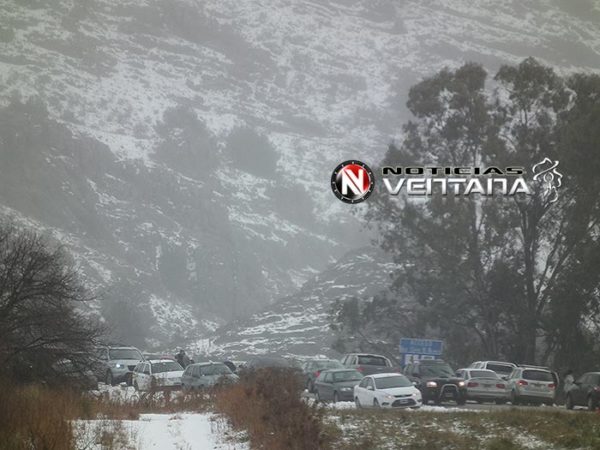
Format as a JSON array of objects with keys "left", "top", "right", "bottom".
[
  {"left": 355, "top": 397, "right": 361, "bottom": 409},
  {"left": 133, "top": 381, "right": 139, "bottom": 391},
  {"left": 315, "top": 391, "right": 321, "bottom": 403},
  {"left": 566, "top": 394, "right": 574, "bottom": 410},
  {"left": 373, "top": 398, "right": 380, "bottom": 408},
  {"left": 309, "top": 381, "right": 315, "bottom": 393},
  {"left": 588, "top": 396, "right": 596, "bottom": 411},
  {"left": 105, "top": 371, "right": 114, "bottom": 386},
  {"left": 510, "top": 390, "right": 520, "bottom": 406},
  {"left": 457, "top": 397, "right": 466, "bottom": 406},
  {"left": 333, "top": 392, "right": 339, "bottom": 404},
  {"left": 495, "top": 399, "right": 506, "bottom": 405}
]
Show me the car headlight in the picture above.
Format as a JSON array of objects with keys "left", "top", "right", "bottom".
[
  {"left": 340, "top": 387, "right": 351, "bottom": 391},
  {"left": 426, "top": 381, "right": 438, "bottom": 388},
  {"left": 384, "top": 394, "right": 395, "bottom": 401},
  {"left": 458, "top": 381, "right": 465, "bottom": 387},
  {"left": 115, "top": 363, "right": 122, "bottom": 369}
]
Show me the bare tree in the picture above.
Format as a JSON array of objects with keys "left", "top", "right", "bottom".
[{"left": 0, "top": 220, "right": 104, "bottom": 381}]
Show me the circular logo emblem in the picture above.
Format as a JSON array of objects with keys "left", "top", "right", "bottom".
[{"left": 331, "top": 160, "right": 374, "bottom": 204}]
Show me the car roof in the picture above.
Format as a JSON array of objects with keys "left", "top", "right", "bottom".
[
  {"left": 190, "top": 361, "right": 226, "bottom": 366},
  {"left": 482, "top": 361, "right": 516, "bottom": 366},
  {"left": 148, "top": 359, "right": 179, "bottom": 364},
  {"left": 369, "top": 373, "right": 407, "bottom": 379},
  {"left": 307, "top": 358, "right": 338, "bottom": 362},
  {"left": 414, "top": 359, "right": 446, "bottom": 364},
  {"left": 321, "top": 368, "right": 360, "bottom": 373}
]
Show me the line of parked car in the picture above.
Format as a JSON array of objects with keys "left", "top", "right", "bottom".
[
  {"left": 65, "top": 344, "right": 599, "bottom": 412},
  {"left": 301, "top": 353, "right": 564, "bottom": 409}
]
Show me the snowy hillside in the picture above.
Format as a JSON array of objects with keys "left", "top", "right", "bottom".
[
  {"left": 0, "top": 0, "right": 598, "bottom": 347},
  {"left": 205, "top": 246, "right": 397, "bottom": 358}
]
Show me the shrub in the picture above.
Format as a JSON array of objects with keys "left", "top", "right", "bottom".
[{"left": 215, "top": 368, "right": 331, "bottom": 450}]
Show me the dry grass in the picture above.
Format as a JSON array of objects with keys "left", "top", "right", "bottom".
[
  {"left": 326, "top": 407, "right": 600, "bottom": 449},
  {"left": 0, "top": 380, "right": 214, "bottom": 450},
  {"left": 0, "top": 382, "right": 81, "bottom": 450},
  {"left": 215, "top": 368, "right": 332, "bottom": 450}
]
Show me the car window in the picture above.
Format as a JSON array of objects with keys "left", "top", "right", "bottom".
[
  {"left": 366, "top": 378, "right": 374, "bottom": 389},
  {"left": 357, "top": 356, "right": 389, "bottom": 366},
  {"left": 470, "top": 370, "right": 499, "bottom": 379},
  {"left": 323, "top": 373, "right": 332, "bottom": 383},
  {"left": 333, "top": 370, "right": 363, "bottom": 382},
  {"left": 420, "top": 363, "right": 455, "bottom": 377},
  {"left": 315, "top": 360, "right": 343, "bottom": 370},
  {"left": 486, "top": 363, "right": 514, "bottom": 374},
  {"left": 522, "top": 370, "right": 553, "bottom": 382},
  {"left": 359, "top": 378, "right": 369, "bottom": 388},
  {"left": 199, "top": 364, "right": 232, "bottom": 376},
  {"left": 374, "top": 375, "right": 412, "bottom": 389},
  {"left": 151, "top": 361, "right": 183, "bottom": 373},
  {"left": 143, "top": 363, "right": 150, "bottom": 374}
]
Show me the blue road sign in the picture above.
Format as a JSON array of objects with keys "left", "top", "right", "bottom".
[{"left": 399, "top": 338, "right": 443, "bottom": 356}]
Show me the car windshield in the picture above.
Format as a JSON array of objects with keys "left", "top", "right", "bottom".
[
  {"left": 357, "top": 356, "right": 389, "bottom": 366},
  {"left": 487, "top": 363, "right": 514, "bottom": 374},
  {"left": 332, "top": 370, "right": 363, "bottom": 382},
  {"left": 151, "top": 361, "right": 183, "bottom": 373},
  {"left": 421, "top": 364, "right": 455, "bottom": 378},
  {"left": 109, "top": 349, "right": 142, "bottom": 360},
  {"left": 470, "top": 370, "right": 499, "bottom": 379},
  {"left": 315, "top": 360, "right": 343, "bottom": 369},
  {"left": 202, "top": 364, "right": 232, "bottom": 375},
  {"left": 523, "top": 370, "right": 553, "bottom": 382},
  {"left": 374, "top": 375, "right": 412, "bottom": 389}
]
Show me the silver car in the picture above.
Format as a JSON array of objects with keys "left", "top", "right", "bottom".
[
  {"left": 456, "top": 368, "right": 507, "bottom": 404},
  {"left": 94, "top": 346, "right": 144, "bottom": 386},
  {"left": 506, "top": 366, "right": 556, "bottom": 405},
  {"left": 181, "top": 362, "right": 239, "bottom": 390}
]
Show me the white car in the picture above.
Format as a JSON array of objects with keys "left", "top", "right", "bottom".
[
  {"left": 456, "top": 368, "right": 507, "bottom": 404},
  {"left": 132, "top": 359, "right": 184, "bottom": 391},
  {"left": 354, "top": 373, "right": 422, "bottom": 409}
]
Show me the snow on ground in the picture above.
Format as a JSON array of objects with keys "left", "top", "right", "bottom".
[{"left": 74, "top": 413, "right": 248, "bottom": 450}]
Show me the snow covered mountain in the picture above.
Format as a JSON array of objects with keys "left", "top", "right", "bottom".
[
  {"left": 205, "top": 246, "right": 396, "bottom": 358},
  {"left": 0, "top": 0, "right": 598, "bottom": 348}
]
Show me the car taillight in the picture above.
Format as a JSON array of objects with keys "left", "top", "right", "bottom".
[
  {"left": 496, "top": 383, "right": 506, "bottom": 389},
  {"left": 356, "top": 366, "right": 364, "bottom": 372},
  {"left": 548, "top": 383, "right": 555, "bottom": 389},
  {"left": 517, "top": 380, "right": 528, "bottom": 386},
  {"left": 467, "top": 382, "right": 478, "bottom": 388},
  {"left": 314, "top": 371, "right": 320, "bottom": 378},
  {"left": 594, "top": 386, "right": 600, "bottom": 392}
]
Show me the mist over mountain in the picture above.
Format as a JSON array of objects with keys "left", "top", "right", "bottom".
[{"left": 0, "top": 0, "right": 598, "bottom": 350}]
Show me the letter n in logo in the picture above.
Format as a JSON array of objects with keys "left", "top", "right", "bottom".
[{"left": 331, "top": 160, "right": 374, "bottom": 204}]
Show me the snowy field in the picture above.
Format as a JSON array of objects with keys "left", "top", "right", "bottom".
[{"left": 74, "top": 413, "right": 248, "bottom": 450}]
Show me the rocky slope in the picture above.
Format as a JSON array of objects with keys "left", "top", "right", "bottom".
[{"left": 0, "top": 0, "right": 598, "bottom": 347}]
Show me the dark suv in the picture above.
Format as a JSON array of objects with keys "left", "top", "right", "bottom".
[
  {"left": 404, "top": 360, "right": 466, "bottom": 405},
  {"left": 565, "top": 372, "right": 600, "bottom": 411}
]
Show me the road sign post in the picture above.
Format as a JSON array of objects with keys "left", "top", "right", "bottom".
[{"left": 399, "top": 338, "right": 443, "bottom": 367}]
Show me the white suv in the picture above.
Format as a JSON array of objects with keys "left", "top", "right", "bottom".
[{"left": 506, "top": 366, "right": 556, "bottom": 405}]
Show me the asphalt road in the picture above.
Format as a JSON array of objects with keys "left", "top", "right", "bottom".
[{"left": 301, "top": 390, "right": 590, "bottom": 413}]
